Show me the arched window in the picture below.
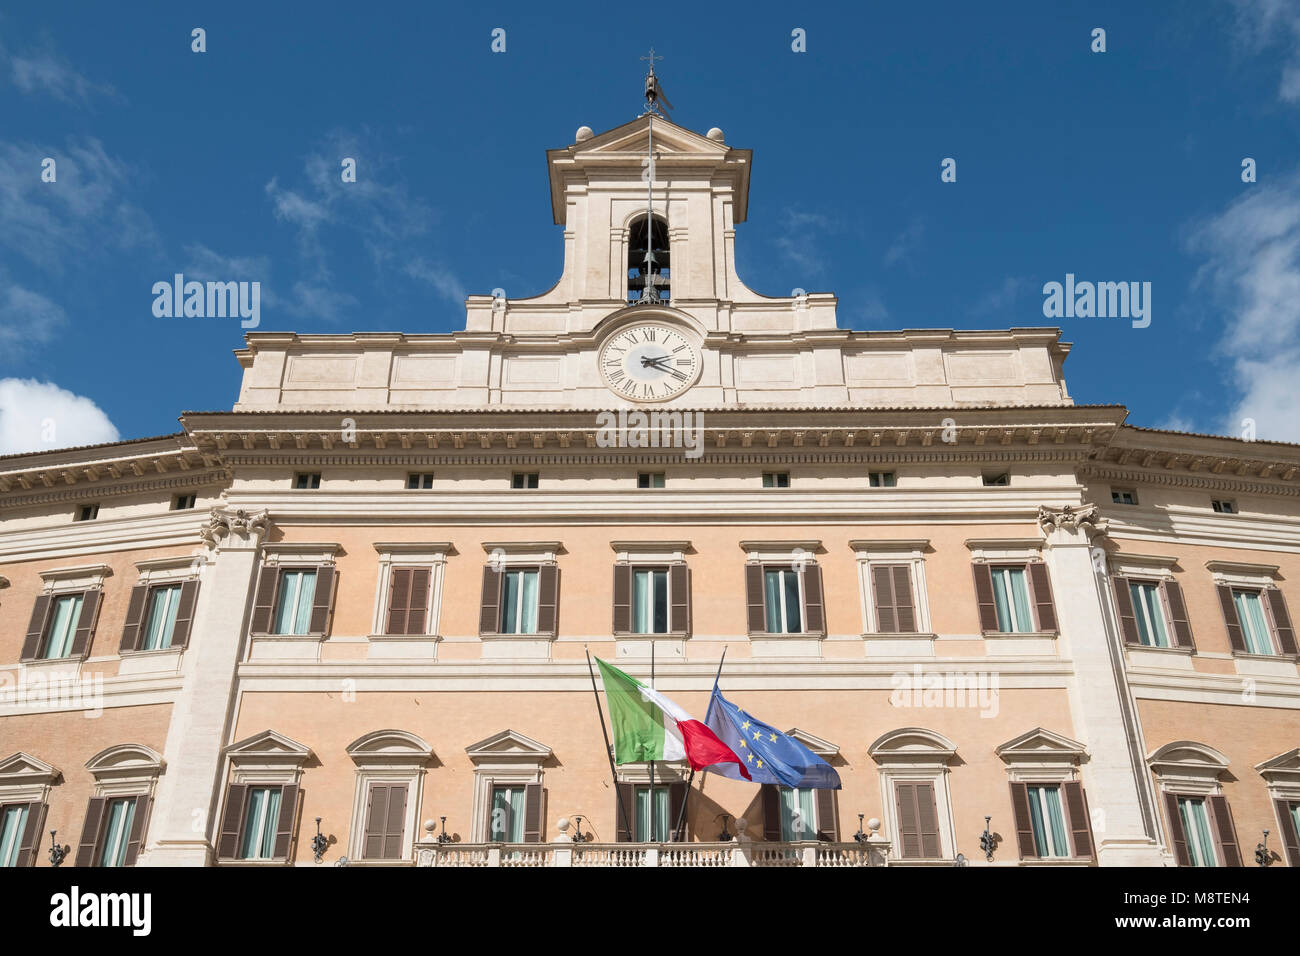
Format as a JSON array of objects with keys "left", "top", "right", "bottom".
[{"left": 627, "top": 215, "right": 670, "bottom": 304}]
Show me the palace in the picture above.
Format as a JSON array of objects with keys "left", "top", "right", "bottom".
[{"left": 1, "top": 106, "right": 1299, "bottom": 869}]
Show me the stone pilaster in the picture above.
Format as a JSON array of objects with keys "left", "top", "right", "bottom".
[
  {"left": 1037, "top": 504, "right": 1165, "bottom": 866},
  {"left": 137, "top": 508, "right": 269, "bottom": 867}
]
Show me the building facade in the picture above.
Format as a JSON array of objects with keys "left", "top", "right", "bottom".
[{"left": 1, "top": 113, "right": 1298, "bottom": 868}]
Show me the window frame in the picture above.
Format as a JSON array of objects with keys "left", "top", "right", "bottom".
[
  {"left": 761, "top": 472, "right": 790, "bottom": 488},
  {"left": 75, "top": 504, "right": 100, "bottom": 522},
  {"left": 637, "top": 472, "right": 665, "bottom": 489},
  {"left": 171, "top": 493, "right": 197, "bottom": 510},
  {"left": 1110, "top": 488, "right": 1138, "bottom": 505},
  {"left": 406, "top": 473, "right": 435, "bottom": 489},
  {"left": 345, "top": 730, "right": 432, "bottom": 864},
  {"left": 1211, "top": 498, "right": 1237, "bottom": 514},
  {"left": 852, "top": 540, "right": 932, "bottom": 636},
  {"left": 868, "top": 471, "right": 897, "bottom": 488},
  {"left": 292, "top": 472, "right": 322, "bottom": 489},
  {"left": 370, "top": 542, "right": 451, "bottom": 642},
  {"left": 511, "top": 472, "right": 540, "bottom": 489}
]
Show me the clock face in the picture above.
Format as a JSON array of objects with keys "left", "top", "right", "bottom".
[{"left": 598, "top": 323, "right": 700, "bottom": 401}]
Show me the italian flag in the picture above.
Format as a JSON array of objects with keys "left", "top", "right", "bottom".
[{"left": 596, "top": 658, "right": 751, "bottom": 779}]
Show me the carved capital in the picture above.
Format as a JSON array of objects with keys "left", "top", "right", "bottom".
[
  {"left": 1037, "top": 503, "right": 1108, "bottom": 541},
  {"left": 200, "top": 508, "right": 270, "bottom": 550}
]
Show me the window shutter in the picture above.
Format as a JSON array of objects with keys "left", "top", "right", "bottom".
[
  {"left": 123, "top": 795, "right": 151, "bottom": 866},
  {"left": 1027, "top": 561, "right": 1057, "bottom": 632},
  {"left": 536, "top": 564, "right": 559, "bottom": 636},
  {"left": 871, "top": 566, "right": 896, "bottom": 633},
  {"left": 119, "top": 585, "right": 150, "bottom": 652},
  {"left": 249, "top": 566, "right": 280, "bottom": 634},
  {"left": 1112, "top": 576, "right": 1140, "bottom": 645},
  {"left": 802, "top": 565, "right": 825, "bottom": 635},
  {"left": 892, "top": 565, "right": 916, "bottom": 633},
  {"left": 745, "top": 564, "right": 766, "bottom": 635},
  {"left": 895, "top": 782, "right": 921, "bottom": 858},
  {"left": 362, "top": 783, "right": 391, "bottom": 859},
  {"left": 615, "top": 782, "right": 635, "bottom": 842},
  {"left": 522, "top": 782, "right": 544, "bottom": 843},
  {"left": 405, "top": 568, "right": 430, "bottom": 635},
  {"left": 668, "top": 781, "right": 687, "bottom": 841},
  {"left": 170, "top": 579, "right": 201, "bottom": 648},
  {"left": 14, "top": 801, "right": 47, "bottom": 867},
  {"left": 68, "top": 589, "right": 101, "bottom": 659},
  {"left": 217, "top": 784, "right": 248, "bottom": 859},
  {"left": 74, "top": 797, "right": 108, "bottom": 867},
  {"left": 916, "top": 781, "right": 941, "bottom": 858},
  {"left": 1265, "top": 587, "right": 1298, "bottom": 655},
  {"left": 386, "top": 568, "right": 412, "bottom": 635},
  {"left": 479, "top": 566, "right": 502, "bottom": 634},
  {"left": 670, "top": 563, "right": 689, "bottom": 634},
  {"left": 20, "top": 594, "right": 52, "bottom": 661},
  {"left": 1216, "top": 584, "right": 1246, "bottom": 652},
  {"left": 1062, "top": 781, "right": 1094, "bottom": 859},
  {"left": 383, "top": 784, "right": 408, "bottom": 859},
  {"left": 1275, "top": 799, "right": 1300, "bottom": 867},
  {"left": 272, "top": 783, "right": 300, "bottom": 861},
  {"left": 761, "top": 784, "right": 781, "bottom": 841},
  {"left": 1163, "top": 792, "right": 1190, "bottom": 866},
  {"left": 308, "top": 566, "right": 335, "bottom": 635},
  {"left": 1208, "top": 794, "right": 1242, "bottom": 866},
  {"left": 612, "top": 563, "right": 632, "bottom": 634},
  {"left": 1009, "top": 782, "right": 1036, "bottom": 859},
  {"left": 1162, "top": 579, "right": 1196, "bottom": 650},
  {"left": 972, "top": 564, "right": 998, "bottom": 632},
  {"left": 815, "top": 789, "right": 839, "bottom": 842}
]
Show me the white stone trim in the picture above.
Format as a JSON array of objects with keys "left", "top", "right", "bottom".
[
  {"left": 785, "top": 728, "right": 839, "bottom": 758},
  {"left": 133, "top": 555, "right": 207, "bottom": 587},
  {"left": 465, "top": 729, "right": 551, "bottom": 842},
  {"left": 995, "top": 727, "right": 1086, "bottom": 783},
  {"left": 369, "top": 542, "right": 451, "bottom": 638},
  {"left": 38, "top": 563, "right": 111, "bottom": 594},
  {"left": 260, "top": 543, "right": 340, "bottom": 567},
  {"left": 739, "top": 540, "right": 823, "bottom": 563},
  {"left": 345, "top": 730, "right": 432, "bottom": 863},
  {"left": 869, "top": 727, "right": 959, "bottom": 861},
  {"left": 482, "top": 541, "right": 563, "bottom": 566},
  {"left": 1146, "top": 740, "right": 1229, "bottom": 797},
  {"left": 964, "top": 539, "right": 1043, "bottom": 562},
  {"left": 224, "top": 729, "right": 313, "bottom": 785},
  {"left": 610, "top": 540, "right": 691, "bottom": 563},
  {"left": 1204, "top": 560, "right": 1280, "bottom": 590},
  {"left": 1255, "top": 748, "right": 1300, "bottom": 802},
  {"left": 851, "top": 539, "right": 932, "bottom": 634},
  {"left": 85, "top": 743, "right": 164, "bottom": 798},
  {"left": 0, "top": 752, "right": 60, "bottom": 803},
  {"left": 1109, "top": 552, "right": 1178, "bottom": 581}
]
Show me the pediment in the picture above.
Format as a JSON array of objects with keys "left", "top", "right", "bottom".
[
  {"left": 573, "top": 114, "right": 729, "bottom": 158},
  {"left": 85, "top": 743, "right": 164, "bottom": 777},
  {"left": 225, "top": 729, "right": 313, "bottom": 761},
  {"left": 347, "top": 729, "right": 434, "bottom": 766},
  {"left": 1147, "top": 740, "right": 1230, "bottom": 773},
  {"left": 996, "top": 727, "right": 1087, "bottom": 762},
  {"left": 0, "top": 751, "right": 60, "bottom": 787},
  {"left": 785, "top": 728, "right": 839, "bottom": 758},
  {"left": 1255, "top": 748, "right": 1300, "bottom": 782},
  {"left": 466, "top": 729, "right": 553, "bottom": 763},
  {"left": 868, "top": 727, "right": 957, "bottom": 763}
]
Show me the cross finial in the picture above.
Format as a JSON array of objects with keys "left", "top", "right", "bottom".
[
  {"left": 640, "top": 47, "right": 662, "bottom": 71},
  {"left": 639, "top": 48, "right": 673, "bottom": 119}
]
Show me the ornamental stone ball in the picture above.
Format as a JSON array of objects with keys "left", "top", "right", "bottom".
[
  {"left": 706, "top": 127, "right": 724, "bottom": 141},
  {"left": 576, "top": 126, "right": 594, "bottom": 141}
]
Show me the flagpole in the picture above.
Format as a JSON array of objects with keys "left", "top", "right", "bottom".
[
  {"left": 586, "top": 647, "right": 632, "bottom": 844},
  {"left": 649, "top": 639, "right": 656, "bottom": 844},
  {"left": 673, "top": 647, "right": 727, "bottom": 842}
]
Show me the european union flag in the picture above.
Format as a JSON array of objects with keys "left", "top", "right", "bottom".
[{"left": 703, "top": 685, "right": 841, "bottom": 789}]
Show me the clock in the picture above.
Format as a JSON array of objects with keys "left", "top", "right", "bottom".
[{"left": 598, "top": 322, "right": 701, "bottom": 401}]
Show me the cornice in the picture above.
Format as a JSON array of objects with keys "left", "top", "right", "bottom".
[{"left": 1081, "top": 461, "right": 1300, "bottom": 497}]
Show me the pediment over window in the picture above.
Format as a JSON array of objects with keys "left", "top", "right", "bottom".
[
  {"left": 785, "top": 728, "right": 839, "bottom": 758},
  {"left": 0, "top": 751, "right": 60, "bottom": 787},
  {"left": 868, "top": 727, "right": 957, "bottom": 766},
  {"left": 346, "top": 729, "right": 434, "bottom": 769},
  {"left": 1255, "top": 748, "right": 1300, "bottom": 786},
  {"left": 85, "top": 744, "right": 164, "bottom": 781},
  {"left": 1146, "top": 740, "right": 1230, "bottom": 775},
  {"left": 224, "top": 730, "right": 313, "bottom": 774},
  {"left": 466, "top": 729, "right": 553, "bottom": 765},
  {"left": 996, "top": 727, "right": 1087, "bottom": 762}
]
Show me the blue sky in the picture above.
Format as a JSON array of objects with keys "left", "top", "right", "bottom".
[{"left": 2, "top": 0, "right": 1299, "bottom": 453}]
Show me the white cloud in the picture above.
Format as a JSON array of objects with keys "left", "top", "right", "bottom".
[
  {"left": 972, "top": 276, "right": 1025, "bottom": 317},
  {"left": 1, "top": 38, "right": 115, "bottom": 105},
  {"left": 1188, "top": 171, "right": 1300, "bottom": 441},
  {"left": 0, "top": 378, "right": 119, "bottom": 455},
  {"left": 405, "top": 258, "right": 466, "bottom": 305},
  {"left": 773, "top": 207, "right": 835, "bottom": 277},
  {"left": 0, "top": 283, "right": 65, "bottom": 357},
  {"left": 1228, "top": 0, "right": 1300, "bottom": 103},
  {"left": 883, "top": 218, "right": 925, "bottom": 268}
]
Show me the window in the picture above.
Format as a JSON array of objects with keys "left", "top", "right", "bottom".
[
  {"left": 218, "top": 732, "right": 307, "bottom": 863},
  {"left": 273, "top": 569, "right": 318, "bottom": 636},
  {"left": 172, "top": 493, "right": 196, "bottom": 510},
  {"left": 627, "top": 214, "right": 670, "bottom": 304},
  {"left": 893, "top": 780, "right": 943, "bottom": 859},
  {"left": 511, "top": 472, "right": 539, "bottom": 489},
  {"left": 1111, "top": 489, "right": 1137, "bottom": 505},
  {"left": 982, "top": 472, "right": 1010, "bottom": 486},
  {"left": 359, "top": 783, "right": 409, "bottom": 860},
  {"left": 489, "top": 785, "right": 526, "bottom": 842},
  {"left": 76, "top": 504, "right": 99, "bottom": 521},
  {"left": 630, "top": 567, "right": 670, "bottom": 634},
  {"left": 41, "top": 593, "right": 85, "bottom": 659},
  {"left": 779, "top": 787, "right": 818, "bottom": 841},
  {"left": 1025, "top": 785, "right": 1070, "bottom": 858},
  {"left": 407, "top": 473, "right": 434, "bottom": 489},
  {"left": 989, "top": 566, "right": 1033, "bottom": 633},
  {"left": 869, "top": 472, "right": 897, "bottom": 488},
  {"left": 762, "top": 472, "right": 789, "bottom": 488},
  {"left": 1129, "top": 580, "right": 1170, "bottom": 647},
  {"left": 637, "top": 472, "right": 665, "bottom": 489},
  {"left": 1177, "top": 796, "right": 1218, "bottom": 867},
  {"left": 293, "top": 472, "right": 321, "bottom": 489},
  {"left": 1232, "top": 588, "right": 1275, "bottom": 655},
  {"left": 0, "top": 804, "right": 30, "bottom": 867},
  {"left": 97, "top": 797, "right": 139, "bottom": 867},
  {"left": 634, "top": 785, "right": 672, "bottom": 842},
  {"left": 239, "top": 787, "right": 283, "bottom": 860},
  {"left": 1211, "top": 498, "right": 1236, "bottom": 514},
  {"left": 141, "top": 584, "right": 182, "bottom": 650},
  {"left": 764, "top": 567, "right": 803, "bottom": 634},
  {"left": 500, "top": 568, "right": 540, "bottom": 634}
]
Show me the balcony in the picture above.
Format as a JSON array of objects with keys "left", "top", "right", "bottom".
[{"left": 414, "top": 840, "right": 891, "bottom": 867}]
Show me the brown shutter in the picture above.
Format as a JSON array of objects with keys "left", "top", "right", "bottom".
[
  {"left": 1112, "top": 576, "right": 1140, "bottom": 645},
  {"left": 170, "top": 579, "right": 200, "bottom": 648},
  {"left": 217, "top": 784, "right": 248, "bottom": 859},
  {"left": 249, "top": 566, "right": 279, "bottom": 634},
  {"left": 522, "top": 782, "right": 544, "bottom": 843},
  {"left": 973, "top": 564, "right": 998, "bottom": 632},
  {"left": 1265, "top": 587, "right": 1298, "bottom": 655},
  {"left": 668, "top": 781, "right": 687, "bottom": 842},
  {"left": 14, "top": 801, "right": 48, "bottom": 867},
  {"left": 895, "top": 782, "right": 921, "bottom": 858},
  {"left": 1062, "top": 781, "right": 1094, "bottom": 859},
  {"left": 383, "top": 784, "right": 408, "bottom": 858},
  {"left": 536, "top": 564, "right": 559, "bottom": 636},
  {"left": 893, "top": 565, "right": 916, "bottom": 633},
  {"left": 362, "top": 783, "right": 390, "bottom": 859},
  {"left": 74, "top": 797, "right": 108, "bottom": 867},
  {"left": 615, "top": 782, "right": 635, "bottom": 842},
  {"left": 916, "top": 782, "right": 941, "bottom": 858},
  {"left": 612, "top": 563, "right": 632, "bottom": 634},
  {"left": 1217, "top": 584, "right": 1246, "bottom": 652},
  {"left": 20, "top": 594, "right": 52, "bottom": 661},
  {"left": 1275, "top": 799, "right": 1300, "bottom": 867},
  {"left": 119, "top": 585, "right": 150, "bottom": 652},
  {"left": 68, "top": 589, "right": 101, "bottom": 659},
  {"left": 669, "top": 563, "right": 689, "bottom": 634},
  {"left": 1027, "top": 561, "right": 1057, "bottom": 632},
  {"left": 745, "top": 564, "right": 766, "bottom": 634},
  {"left": 815, "top": 789, "right": 839, "bottom": 841},
  {"left": 1162, "top": 579, "right": 1195, "bottom": 650},
  {"left": 872, "top": 566, "right": 897, "bottom": 633},
  {"left": 1208, "top": 794, "right": 1242, "bottom": 866},
  {"left": 479, "top": 566, "right": 502, "bottom": 634},
  {"left": 1010, "top": 782, "right": 1037, "bottom": 859},
  {"left": 272, "top": 783, "right": 300, "bottom": 861},
  {"left": 385, "top": 568, "right": 412, "bottom": 635},
  {"left": 308, "top": 566, "right": 334, "bottom": 635},
  {"left": 761, "top": 784, "right": 781, "bottom": 841},
  {"left": 123, "top": 794, "right": 151, "bottom": 866},
  {"left": 802, "top": 565, "right": 825, "bottom": 635},
  {"left": 406, "top": 568, "right": 430, "bottom": 635},
  {"left": 1164, "top": 792, "right": 1190, "bottom": 866}
]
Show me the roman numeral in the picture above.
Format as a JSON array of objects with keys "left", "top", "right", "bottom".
[
  {"left": 672, "top": 345, "right": 685, "bottom": 353},
  {"left": 675, "top": 359, "right": 691, "bottom": 366},
  {"left": 645, "top": 329, "right": 656, "bottom": 341}
]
